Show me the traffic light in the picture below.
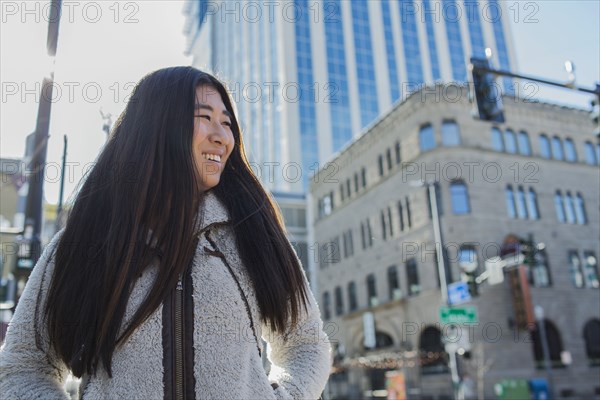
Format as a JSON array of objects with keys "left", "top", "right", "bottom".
[{"left": 470, "top": 57, "right": 505, "bottom": 123}]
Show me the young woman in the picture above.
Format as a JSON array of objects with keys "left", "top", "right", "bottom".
[{"left": 0, "top": 67, "right": 331, "bottom": 399}]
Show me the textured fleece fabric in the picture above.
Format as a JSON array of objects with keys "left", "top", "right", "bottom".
[{"left": 0, "top": 191, "right": 332, "bottom": 399}]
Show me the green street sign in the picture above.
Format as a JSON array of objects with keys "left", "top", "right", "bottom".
[{"left": 440, "top": 306, "right": 478, "bottom": 324}]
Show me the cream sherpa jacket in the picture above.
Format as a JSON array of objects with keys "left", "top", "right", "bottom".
[{"left": 0, "top": 191, "right": 332, "bottom": 399}]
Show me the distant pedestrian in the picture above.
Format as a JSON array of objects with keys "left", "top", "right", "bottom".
[{"left": 0, "top": 66, "right": 332, "bottom": 399}]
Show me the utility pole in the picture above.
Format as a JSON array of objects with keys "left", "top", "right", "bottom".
[{"left": 55, "top": 135, "right": 67, "bottom": 233}]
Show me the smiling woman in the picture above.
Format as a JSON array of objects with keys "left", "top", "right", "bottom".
[{"left": 0, "top": 66, "right": 332, "bottom": 399}]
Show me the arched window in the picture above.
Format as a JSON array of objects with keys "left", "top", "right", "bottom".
[
  {"left": 564, "top": 138, "right": 577, "bottom": 162},
  {"left": 348, "top": 281, "right": 358, "bottom": 312},
  {"left": 492, "top": 127, "right": 504, "bottom": 151},
  {"left": 584, "top": 141, "right": 597, "bottom": 165},
  {"left": 527, "top": 188, "right": 540, "bottom": 220},
  {"left": 504, "top": 129, "right": 517, "bottom": 153},
  {"left": 539, "top": 135, "right": 551, "bottom": 158},
  {"left": 450, "top": 181, "right": 470, "bottom": 214},
  {"left": 387, "top": 265, "right": 401, "bottom": 300},
  {"left": 583, "top": 320, "right": 600, "bottom": 366},
  {"left": 334, "top": 286, "right": 344, "bottom": 316},
  {"left": 564, "top": 191, "right": 576, "bottom": 224},
  {"left": 419, "top": 326, "right": 448, "bottom": 374},
  {"left": 419, "top": 124, "right": 436, "bottom": 152},
  {"left": 551, "top": 136, "right": 564, "bottom": 160},
  {"left": 366, "top": 274, "right": 377, "bottom": 307},
  {"left": 554, "top": 191, "right": 566, "bottom": 223},
  {"left": 364, "top": 331, "right": 395, "bottom": 351},
  {"left": 322, "top": 291, "right": 331, "bottom": 320},
  {"left": 442, "top": 120, "right": 461, "bottom": 146},
  {"left": 506, "top": 185, "right": 517, "bottom": 218},
  {"left": 516, "top": 186, "right": 528, "bottom": 219},
  {"left": 518, "top": 131, "right": 531, "bottom": 155},
  {"left": 532, "top": 320, "right": 565, "bottom": 368},
  {"left": 574, "top": 193, "right": 587, "bottom": 225}
]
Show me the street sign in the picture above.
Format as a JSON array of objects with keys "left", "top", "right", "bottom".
[
  {"left": 440, "top": 306, "right": 478, "bottom": 324},
  {"left": 448, "top": 281, "right": 471, "bottom": 305}
]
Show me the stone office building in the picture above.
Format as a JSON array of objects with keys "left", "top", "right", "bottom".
[{"left": 309, "top": 84, "right": 600, "bottom": 399}]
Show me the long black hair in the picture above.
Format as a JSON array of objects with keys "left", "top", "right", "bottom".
[{"left": 45, "top": 66, "right": 308, "bottom": 378}]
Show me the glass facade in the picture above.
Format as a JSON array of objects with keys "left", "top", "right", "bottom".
[
  {"left": 295, "top": 0, "right": 319, "bottom": 189},
  {"left": 464, "top": 0, "right": 486, "bottom": 58},
  {"left": 399, "top": 0, "right": 424, "bottom": 86},
  {"left": 488, "top": 0, "right": 514, "bottom": 95},
  {"left": 423, "top": 0, "right": 441, "bottom": 81},
  {"left": 324, "top": 0, "right": 352, "bottom": 152},
  {"left": 443, "top": 0, "right": 466, "bottom": 81},
  {"left": 381, "top": 0, "right": 401, "bottom": 102},
  {"left": 351, "top": 0, "right": 379, "bottom": 128}
]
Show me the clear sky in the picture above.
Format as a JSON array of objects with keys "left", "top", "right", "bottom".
[{"left": 1, "top": 0, "right": 599, "bottom": 205}]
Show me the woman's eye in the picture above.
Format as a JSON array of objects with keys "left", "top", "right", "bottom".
[
  {"left": 196, "top": 114, "right": 211, "bottom": 121},
  {"left": 223, "top": 121, "right": 232, "bottom": 127}
]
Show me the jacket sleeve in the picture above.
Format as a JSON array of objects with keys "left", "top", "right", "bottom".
[
  {"left": 261, "top": 275, "right": 332, "bottom": 400},
  {"left": 0, "top": 232, "right": 70, "bottom": 399}
]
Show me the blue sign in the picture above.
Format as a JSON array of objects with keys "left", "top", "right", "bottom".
[{"left": 448, "top": 281, "right": 471, "bottom": 305}]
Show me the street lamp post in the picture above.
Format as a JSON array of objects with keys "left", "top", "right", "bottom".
[{"left": 413, "top": 180, "right": 460, "bottom": 400}]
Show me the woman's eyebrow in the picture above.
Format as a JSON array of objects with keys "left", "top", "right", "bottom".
[{"left": 195, "top": 103, "right": 232, "bottom": 119}]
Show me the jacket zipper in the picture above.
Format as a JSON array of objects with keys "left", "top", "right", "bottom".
[{"left": 174, "top": 273, "right": 185, "bottom": 400}]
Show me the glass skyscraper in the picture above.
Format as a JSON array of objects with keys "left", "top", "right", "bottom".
[{"left": 183, "top": 0, "right": 518, "bottom": 193}]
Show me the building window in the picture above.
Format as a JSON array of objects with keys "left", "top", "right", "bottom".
[
  {"left": 539, "top": 134, "right": 551, "bottom": 158},
  {"left": 568, "top": 250, "right": 584, "bottom": 288},
  {"left": 343, "top": 230, "right": 354, "bottom": 258},
  {"left": 354, "top": 173, "right": 359, "bottom": 193},
  {"left": 387, "top": 265, "right": 401, "bottom": 300},
  {"left": 395, "top": 141, "right": 401, "bottom": 164},
  {"left": 532, "top": 320, "right": 565, "bottom": 369},
  {"left": 386, "top": 148, "right": 393, "bottom": 170},
  {"left": 516, "top": 186, "right": 529, "bottom": 219},
  {"left": 378, "top": 155, "right": 384, "bottom": 176},
  {"left": 334, "top": 286, "right": 344, "bottom": 316},
  {"left": 340, "top": 184, "right": 345, "bottom": 202},
  {"left": 346, "top": 179, "right": 351, "bottom": 198},
  {"left": 492, "top": 127, "right": 504, "bottom": 151},
  {"left": 554, "top": 190, "right": 566, "bottom": 223},
  {"left": 387, "top": 207, "right": 394, "bottom": 238},
  {"left": 406, "top": 258, "right": 420, "bottom": 296},
  {"left": 360, "top": 222, "right": 366, "bottom": 249},
  {"left": 564, "top": 138, "right": 577, "bottom": 162},
  {"left": 441, "top": 120, "right": 461, "bottom": 146},
  {"left": 564, "top": 191, "right": 576, "bottom": 224},
  {"left": 574, "top": 193, "right": 587, "bottom": 225},
  {"left": 398, "top": 201, "right": 405, "bottom": 232},
  {"left": 518, "top": 131, "right": 531, "bottom": 155},
  {"left": 531, "top": 247, "right": 551, "bottom": 288},
  {"left": 458, "top": 246, "right": 478, "bottom": 273},
  {"left": 583, "top": 319, "right": 600, "bottom": 366},
  {"left": 506, "top": 185, "right": 517, "bottom": 218},
  {"left": 322, "top": 291, "right": 331, "bottom": 320},
  {"left": 405, "top": 197, "right": 412, "bottom": 229},
  {"left": 348, "top": 281, "right": 358, "bottom": 312},
  {"left": 361, "top": 167, "right": 367, "bottom": 188},
  {"left": 419, "top": 124, "right": 435, "bottom": 152},
  {"left": 583, "top": 252, "right": 599, "bottom": 288},
  {"left": 366, "top": 273, "right": 377, "bottom": 307},
  {"left": 551, "top": 136, "right": 564, "bottom": 160},
  {"left": 381, "top": 211, "right": 387, "bottom": 241},
  {"left": 504, "top": 129, "right": 517, "bottom": 154},
  {"left": 450, "top": 181, "right": 470, "bottom": 214},
  {"left": 584, "top": 141, "right": 598, "bottom": 165},
  {"left": 527, "top": 188, "right": 540, "bottom": 220}
]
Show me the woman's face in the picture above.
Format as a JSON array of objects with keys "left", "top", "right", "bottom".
[{"left": 192, "top": 85, "right": 235, "bottom": 192}]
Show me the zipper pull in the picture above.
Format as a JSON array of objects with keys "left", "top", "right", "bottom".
[{"left": 176, "top": 273, "right": 183, "bottom": 291}]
